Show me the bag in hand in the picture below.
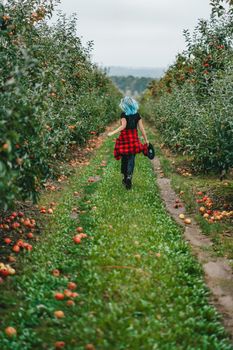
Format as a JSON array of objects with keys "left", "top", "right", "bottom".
[{"left": 147, "top": 143, "right": 155, "bottom": 160}]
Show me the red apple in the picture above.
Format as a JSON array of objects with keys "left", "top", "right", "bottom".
[
  {"left": 73, "top": 236, "right": 81, "bottom": 244},
  {"left": 54, "top": 310, "right": 65, "bottom": 318},
  {"left": 12, "top": 245, "right": 20, "bottom": 253},
  {"left": 55, "top": 341, "right": 66, "bottom": 349},
  {"left": 67, "top": 282, "right": 77, "bottom": 290},
  {"left": 55, "top": 293, "right": 65, "bottom": 301},
  {"left": 66, "top": 300, "right": 75, "bottom": 306},
  {"left": 52, "top": 269, "right": 60, "bottom": 277},
  {"left": 5, "top": 327, "right": 17, "bottom": 337},
  {"left": 4, "top": 238, "right": 12, "bottom": 245}
]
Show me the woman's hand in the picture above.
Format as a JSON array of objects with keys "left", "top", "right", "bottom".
[{"left": 108, "top": 119, "right": 126, "bottom": 137}]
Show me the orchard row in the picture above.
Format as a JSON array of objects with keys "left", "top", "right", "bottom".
[
  {"left": 0, "top": 0, "right": 121, "bottom": 210},
  {"left": 142, "top": 0, "right": 233, "bottom": 175}
]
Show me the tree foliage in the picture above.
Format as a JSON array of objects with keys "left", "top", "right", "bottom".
[
  {"left": 142, "top": 0, "right": 233, "bottom": 174},
  {"left": 0, "top": 0, "right": 121, "bottom": 210}
]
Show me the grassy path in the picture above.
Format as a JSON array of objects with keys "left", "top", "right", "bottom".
[{"left": 0, "top": 131, "right": 232, "bottom": 350}]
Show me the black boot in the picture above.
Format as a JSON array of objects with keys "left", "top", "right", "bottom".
[
  {"left": 125, "top": 175, "right": 132, "bottom": 190},
  {"left": 122, "top": 174, "right": 127, "bottom": 186}
]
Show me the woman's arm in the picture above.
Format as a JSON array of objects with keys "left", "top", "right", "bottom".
[
  {"left": 138, "top": 119, "right": 149, "bottom": 144},
  {"left": 107, "top": 118, "right": 127, "bottom": 137}
]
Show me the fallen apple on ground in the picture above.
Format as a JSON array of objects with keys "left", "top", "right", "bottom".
[
  {"left": 52, "top": 269, "right": 60, "bottom": 277},
  {"left": 54, "top": 310, "right": 65, "bottom": 318},
  {"left": 85, "top": 344, "right": 96, "bottom": 350},
  {"left": 199, "top": 207, "right": 206, "bottom": 214},
  {"left": 64, "top": 289, "right": 73, "bottom": 298},
  {"left": 73, "top": 236, "right": 81, "bottom": 244},
  {"left": 5, "top": 327, "right": 17, "bottom": 337},
  {"left": 4, "top": 237, "right": 12, "bottom": 244},
  {"left": 27, "top": 232, "right": 34, "bottom": 239},
  {"left": 12, "top": 245, "right": 20, "bottom": 253},
  {"left": 55, "top": 341, "right": 66, "bottom": 349},
  {"left": 55, "top": 293, "right": 65, "bottom": 301},
  {"left": 67, "top": 282, "right": 77, "bottom": 290},
  {"left": 66, "top": 300, "right": 75, "bottom": 306}
]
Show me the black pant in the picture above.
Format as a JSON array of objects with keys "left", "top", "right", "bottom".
[{"left": 121, "top": 154, "right": 136, "bottom": 178}]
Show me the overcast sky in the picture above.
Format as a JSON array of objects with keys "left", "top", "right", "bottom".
[{"left": 56, "top": 0, "right": 211, "bottom": 69}]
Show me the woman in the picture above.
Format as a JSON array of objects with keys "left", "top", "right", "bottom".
[{"left": 107, "top": 96, "right": 149, "bottom": 190}]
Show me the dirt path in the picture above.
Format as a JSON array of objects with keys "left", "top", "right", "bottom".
[{"left": 152, "top": 156, "right": 233, "bottom": 340}]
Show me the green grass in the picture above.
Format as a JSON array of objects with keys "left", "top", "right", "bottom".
[{"left": 0, "top": 133, "right": 232, "bottom": 350}]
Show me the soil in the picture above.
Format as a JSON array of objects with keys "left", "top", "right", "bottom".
[{"left": 152, "top": 157, "right": 233, "bottom": 341}]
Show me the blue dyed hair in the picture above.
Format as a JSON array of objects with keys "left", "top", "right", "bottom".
[{"left": 119, "top": 96, "right": 139, "bottom": 116}]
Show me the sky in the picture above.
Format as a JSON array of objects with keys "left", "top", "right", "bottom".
[{"left": 55, "top": 0, "right": 211, "bottom": 69}]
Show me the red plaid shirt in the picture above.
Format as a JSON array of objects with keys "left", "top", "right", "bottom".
[{"left": 114, "top": 128, "right": 148, "bottom": 160}]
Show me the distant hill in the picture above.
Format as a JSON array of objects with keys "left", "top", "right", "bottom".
[
  {"left": 106, "top": 66, "right": 164, "bottom": 78},
  {"left": 110, "top": 76, "right": 153, "bottom": 96}
]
